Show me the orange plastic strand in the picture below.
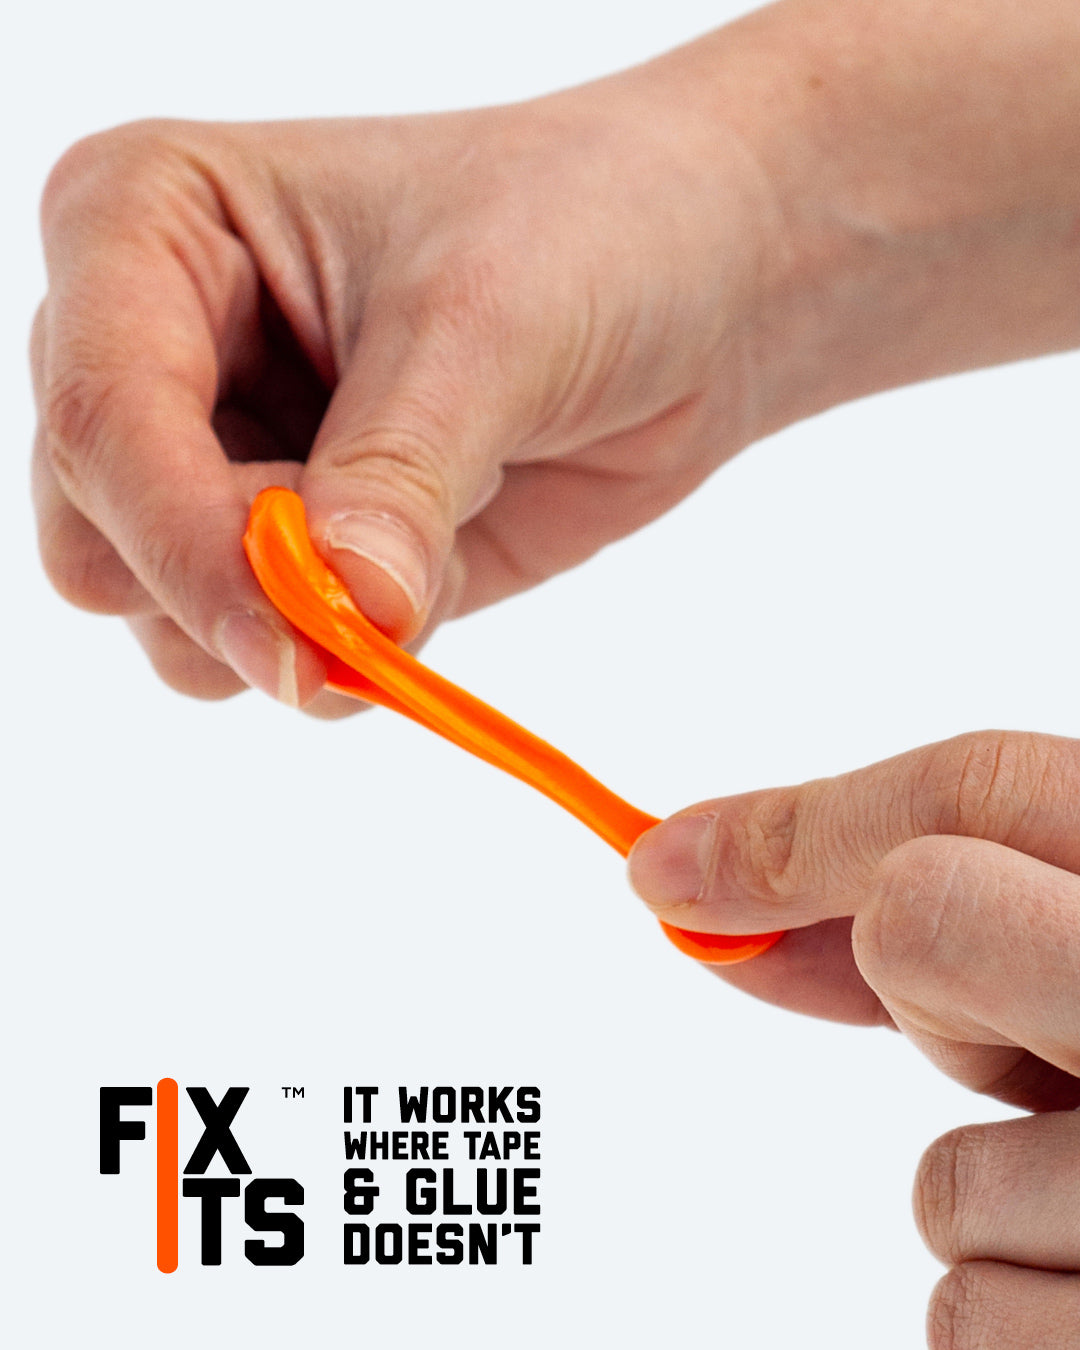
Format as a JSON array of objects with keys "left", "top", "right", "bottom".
[{"left": 243, "top": 487, "right": 783, "bottom": 964}]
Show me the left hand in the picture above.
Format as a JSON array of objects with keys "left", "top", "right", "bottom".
[{"left": 629, "top": 730, "right": 1080, "bottom": 1344}]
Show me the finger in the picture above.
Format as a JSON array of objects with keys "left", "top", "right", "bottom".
[
  {"left": 32, "top": 429, "right": 153, "bottom": 615},
  {"left": 702, "top": 916, "right": 894, "bottom": 1027},
  {"left": 928, "top": 1262, "right": 1080, "bottom": 1350},
  {"left": 916, "top": 1113, "right": 1080, "bottom": 1271},
  {"left": 30, "top": 302, "right": 152, "bottom": 615},
  {"left": 852, "top": 835, "right": 1080, "bottom": 1109},
  {"left": 41, "top": 339, "right": 321, "bottom": 705},
  {"left": 127, "top": 614, "right": 246, "bottom": 701},
  {"left": 628, "top": 730, "right": 1080, "bottom": 934},
  {"left": 37, "top": 286, "right": 243, "bottom": 700},
  {"left": 38, "top": 144, "right": 326, "bottom": 706},
  {"left": 301, "top": 687, "right": 369, "bottom": 720},
  {"left": 300, "top": 275, "right": 531, "bottom": 644}
]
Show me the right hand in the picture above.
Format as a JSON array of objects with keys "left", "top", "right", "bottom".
[
  {"left": 630, "top": 728, "right": 1080, "bottom": 1345},
  {"left": 31, "top": 65, "right": 780, "bottom": 711}
]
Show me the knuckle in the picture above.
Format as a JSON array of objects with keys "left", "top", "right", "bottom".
[
  {"left": 927, "top": 1266, "right": 974, "bottom": 1350},
  {"left": 927, "top": 1264, "right": 1002, "bottom": 1350},
  {"left": 38, "top": 520, "right": 140, "bottom": 615},
  {"left": 157, "top": 657, "right": 245, "bottom": 702},
  {"left": 40, "top": 131, "right": 115, "bottom": 218},
  {"left": 40, "top": 367, "right": 123, "bottom": 490},
  {"left": 320, "top": 433, "right": 456, "bottom": 527},
  {"left": 854, "top": 835, "right": 957, "bottom": 981},
  {"left": 321, "top": 428, "right": 444, "bottom": 491},
  {"left": 124, "top": 497, "right": 236, "bottom": 640},
  {"left": 398, "top": 253, "right": 510, "bottom": 347},
  {"left": 133, "top": 616, "right": 243, "bottom": 702},
  {"left": 37, "top": 531, "right": 91, "bottom": 609},
  {"left": 41, "top": 120, "right": 192, "bottom": 223},
  {"left": 914, "top": 1126, "right": 992, "bottom": 1264},
  {"left": 28, "top": 303, "right": 46, "bottom": 385},
  {"left": 922, "top": 731, "right": 1036, "bottom": 839},
  {"left": 726, "top": 788, "right": 803, "bottom": 904},
  {"left": 130, "top": 509, "right": 196, "bottom": 607}
]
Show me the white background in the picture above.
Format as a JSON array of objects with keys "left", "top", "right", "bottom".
[{"left": 4, "top": 2, "right": 1079, "bottom": 1346}]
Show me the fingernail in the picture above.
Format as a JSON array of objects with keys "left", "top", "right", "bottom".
[
  {"left": 216, "top": 610, "right": 300, "bottom": 708},
  {"left": 628, "top": 814, "right": 715, "bottom": 910},
  {"left": 323, "top": 511, "right": 430, "bottom": 616}
]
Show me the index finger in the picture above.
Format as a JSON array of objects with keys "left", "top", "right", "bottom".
[{"left": 852, "top": 834, "right": 1080, "bottom": 1110}]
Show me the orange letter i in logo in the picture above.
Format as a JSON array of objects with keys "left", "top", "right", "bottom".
[{"left": 157, "top": 1078, "right": 179, "bottom": 1273}]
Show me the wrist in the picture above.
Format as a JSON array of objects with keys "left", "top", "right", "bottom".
[{"left": 639, "top": 0, "right": 1080, "bottom": 438}]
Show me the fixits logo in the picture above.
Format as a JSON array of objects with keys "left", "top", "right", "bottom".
[{"left": 100, "top": 1080, "right": 304, "bottom": 1272}]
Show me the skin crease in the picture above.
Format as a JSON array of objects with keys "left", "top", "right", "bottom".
[
  {"left": 629, "top": 731, "right": 1080, "bottom": 1346},
  {"left": 30, "top": 2, "right": 1080, "bottom": 1342}
]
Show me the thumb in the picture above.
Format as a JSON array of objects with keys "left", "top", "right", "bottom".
[
  {"left": 627, "top": 730, "right": 1080, "bottom": 933},
  {"left": 300, "top": 295, "right": 516, "bottom": 643}
]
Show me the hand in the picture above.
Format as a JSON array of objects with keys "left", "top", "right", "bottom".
[
  {"left": 629, "top": 730, "right": 1080, "bottom": 1344},
  {"left": 32, "top": 2, "right": 1080, "bottom": 710},
  {"left": 30, "top": 73, "right": 775, "bottom": 711}
]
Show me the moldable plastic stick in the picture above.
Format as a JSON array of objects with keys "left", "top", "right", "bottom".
[{"left": 244, "top": 487, "right": 783, "bottom": 964}]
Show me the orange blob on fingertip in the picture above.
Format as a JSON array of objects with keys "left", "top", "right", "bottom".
[{"left": 243, "top": 487, "right": 784, "bottom": 965}]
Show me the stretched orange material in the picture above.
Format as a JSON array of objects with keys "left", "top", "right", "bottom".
[{"left": 243, "top": 487, "right": 783, "bottom": 965}]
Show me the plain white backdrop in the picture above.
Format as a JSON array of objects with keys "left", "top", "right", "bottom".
[{"left": 5, "top": 1, "right": 1079, "bottom": 1346}]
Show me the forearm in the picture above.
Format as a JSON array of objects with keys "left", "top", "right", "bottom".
[{"left": 638, "top": 0, "right": 1080, "bottom": 436}]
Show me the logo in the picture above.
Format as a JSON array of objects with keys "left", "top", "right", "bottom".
[{"left": 100, "top": 1079, "right": 304, "bottom": 1272}]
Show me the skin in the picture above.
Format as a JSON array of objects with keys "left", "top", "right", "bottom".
[
  {"left": 31, "top": 2, "right": 1080, "bottom": 1341},
  {"left": 629, "top": 730, "right": 1080, "bottom": 1345}
]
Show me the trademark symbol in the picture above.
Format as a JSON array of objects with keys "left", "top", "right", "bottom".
[{"left": 281, "top": 1086, "right": 305, "bottom": 1099}]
